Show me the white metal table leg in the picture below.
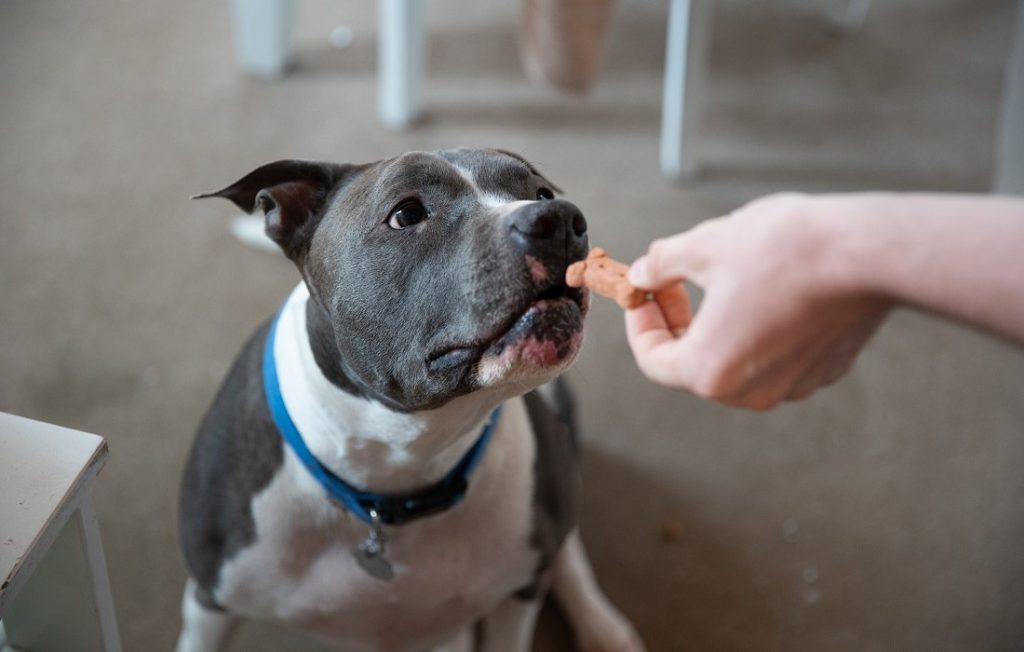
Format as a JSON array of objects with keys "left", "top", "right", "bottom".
[
  {"left": 230, "top": 0, "right": 296, "bottom": 78},
  {"left": 660, "top": 0, "right": 712, "bottom": 179},
  {"left": 3, "top": 494, "right": 122, "bottom": 652},
  {"left": 77, "top": 494, "right": 122, "bottom": 652},
  {"left": 379, "top": 0, "right": 426, "bottom": 129},
  {"left": 995, "top": 0, "right": 1024, "bottom": 194}
]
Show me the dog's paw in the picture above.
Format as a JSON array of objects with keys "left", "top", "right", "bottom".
[{"left": 574, "top": 607, "right": 647, "bottom": 652}]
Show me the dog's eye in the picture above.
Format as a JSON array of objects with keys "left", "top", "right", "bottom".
[
  {"left": 536, "top": 187, "right": 555, "bottom": 201},
  {"left": 388, "top": 199, "right": 428, "bottom": 229}
]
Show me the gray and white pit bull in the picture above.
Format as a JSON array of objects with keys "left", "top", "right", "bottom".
[{"left": 176, "top": 148, "right": 645, "bottom": 652}]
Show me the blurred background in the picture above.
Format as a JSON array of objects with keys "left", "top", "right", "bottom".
[{"left": 1, "top": 0, "right": 1023, "bottom": 650}]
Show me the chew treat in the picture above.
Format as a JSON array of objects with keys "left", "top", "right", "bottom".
[{"left": 566, "top": 247, "right": 647, "bottom": 309}]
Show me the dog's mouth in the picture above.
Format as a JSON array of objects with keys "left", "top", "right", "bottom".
[
  {"left": 427, "top": 281, "right": 587, "bottom": 375},
  {"left": 532, "top": 281, "right": 585, "bottom": 307}
]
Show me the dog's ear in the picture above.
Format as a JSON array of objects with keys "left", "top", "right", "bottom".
[{"left": 194, "top": 160, "right": 360, "bottom": 258}]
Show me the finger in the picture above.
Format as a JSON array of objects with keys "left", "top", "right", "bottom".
[
  {"left": 625, "top": 309, "right": 700, "bottom": 390},
  {"left": 784, "top": 347, "right": 853, "bottom": 402},
  {"left": 724, "top": 388, "right": 786, "bottom": 411},
  {"left": 784, "top": 318, "right": 880, "bottom": 402},
  {"left": 727, "top": 357, "right": 814, "bottom": 410},
  {"left": 785, "top": 357, "right": 834, "bottom": 402},
  {"left": 723, "top": 325, "right": 846, "bottom": 408},
  {"left": 717, "top": 327, "right": 830, "bottom": 402},
  {"left": 653, "top": 282, "right": 692, "bottom": 332},
  {"left": 816, "top": 337, "right": 867, "bottom": 389},
  {"left": 723, "top": 299, "right": 886, "bottom": 405},
  {"left": 795, "top": 313, "right": 885, "bottom": 396},
  {"left": 629, "top": 225, "right": 718, "bottom": 290},
  {"left": 820, "top": 354, "right": 856, "bottom": 387},
  {"left": 730, "top": 341, "right": 839, "bottom": 410},
  {"left": 625, "top": 296, "right": 670, "bottom": 336},
  {"left": 786, "top": 343, "right": 851, "bottom": 400}
]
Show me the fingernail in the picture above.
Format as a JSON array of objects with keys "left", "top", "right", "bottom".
[{"left": 629, "top": 256, "right": 648, "bottom": 286}]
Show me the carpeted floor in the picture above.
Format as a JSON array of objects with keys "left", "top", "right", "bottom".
[{"left": 2, "top": 0, "right": 1022, "bottom": 650}]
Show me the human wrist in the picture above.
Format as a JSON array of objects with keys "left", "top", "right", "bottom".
[{"left": 806, "top": 193, "right": 900, "bottom": 300}]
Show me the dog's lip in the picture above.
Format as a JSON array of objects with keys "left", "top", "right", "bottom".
[{"left": 426, "top": 283, "right": 585, "bottom": 373}]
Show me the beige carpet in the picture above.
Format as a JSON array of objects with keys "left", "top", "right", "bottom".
[{"left": 1, "top": 0, "right": 1022, "bottom": 650}]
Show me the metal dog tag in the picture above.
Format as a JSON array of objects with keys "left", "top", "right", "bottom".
[{"left": 354, "top": 509, "right": 394, "bottom": 581}]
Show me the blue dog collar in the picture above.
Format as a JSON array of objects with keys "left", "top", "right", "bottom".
[{"left": 262, "top": 308, "right": 501, "bottom": 527}]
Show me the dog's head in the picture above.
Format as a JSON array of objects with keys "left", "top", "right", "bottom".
[{"left": 200, "top": 148, "right": 590, "bottom": 411}]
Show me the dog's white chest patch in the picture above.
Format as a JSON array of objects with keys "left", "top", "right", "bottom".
[{"left": 212, "top": 396, "right": 539, "bottom": 652}]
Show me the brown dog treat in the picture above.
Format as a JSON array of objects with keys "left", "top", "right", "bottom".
[{"left": 566, "top": 247, "right": 648, "bottom": 309}]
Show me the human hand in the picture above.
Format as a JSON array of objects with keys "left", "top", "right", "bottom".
[{"left": 625, "top": 193, "right": 891, "bottom": 410}]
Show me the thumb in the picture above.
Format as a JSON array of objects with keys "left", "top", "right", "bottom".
[{"left": 629, "top": 228, "right": 711, "bottom": 290}]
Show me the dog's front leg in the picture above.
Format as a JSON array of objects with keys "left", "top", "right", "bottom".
[
  {"left": 175, "top": 579, "right": 239, "bottom": 652},
  {"left": 432, "top": 600, "right": 539, "bottom": 652},
  {"left": 552, "top": 530, "right": 646, "bottom": 652},
  {"left": 476, "top": 596, "right": 543, "bottom": 652},
  {"left": 431, "top": 626, "right": 475, "bottom": 652}
]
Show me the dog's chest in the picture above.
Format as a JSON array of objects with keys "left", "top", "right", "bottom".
[{"left": 214, "top": 397, "right": 539, "bottom": 649}]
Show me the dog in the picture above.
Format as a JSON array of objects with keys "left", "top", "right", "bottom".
[{"left": 176, "top": 148, "right": 645, "bottom": 652}]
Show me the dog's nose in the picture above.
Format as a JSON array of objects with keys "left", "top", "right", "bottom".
[{"left": 509, "top": 199, "right": 588, "bottom": 259}]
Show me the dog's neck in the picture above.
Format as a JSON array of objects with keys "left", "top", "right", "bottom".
[{"left": 273, "top": 283, "right": 501, "bottom": 494}]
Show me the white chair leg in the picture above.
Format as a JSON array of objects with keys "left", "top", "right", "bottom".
[
  {"left": 827, "top": 0, "right": 872, "bottom": 33},
  {"left": 660, "top": 0, "right": 712, "bottom": 179},
  {"left": 230, "top": 0, "right": 296, "bottom": 79},
  {"left": 230, "top": 215, "right": 278, "bottom": 253},
  {"left": 378, "top": 0, "right": 426, "bottom": 129},
  {"left": 995, "top": 0, "right": 1024, "bottom": 194}
]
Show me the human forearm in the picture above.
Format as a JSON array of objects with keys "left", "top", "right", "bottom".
[{"left": 826, "top": 193, "right": 1024, "bottom": 344}]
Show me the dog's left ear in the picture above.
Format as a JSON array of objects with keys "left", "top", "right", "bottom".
[{"left": 194, "top": 160, "right": 361, "bottom": 258}]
